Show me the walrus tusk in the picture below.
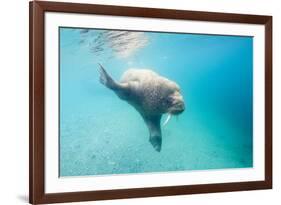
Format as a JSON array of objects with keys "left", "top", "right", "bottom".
[{"left": 163, "top": 114, "right": 172, "bottom": 127}]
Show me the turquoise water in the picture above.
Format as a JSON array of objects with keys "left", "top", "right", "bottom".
[{"left": 59, "top": 27, "right": 253, "bottom": 177}]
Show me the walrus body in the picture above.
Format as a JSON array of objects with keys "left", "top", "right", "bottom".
[{"left": 98, "top": 64, "right": 185, "bottom": 152}]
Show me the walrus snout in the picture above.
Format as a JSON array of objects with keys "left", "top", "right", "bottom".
[
  {"left": 171, "top": 102, "right": 185, "bottom": 115},
  {"left": 167, "top": 92, "right": 185, "bottom": 115}
]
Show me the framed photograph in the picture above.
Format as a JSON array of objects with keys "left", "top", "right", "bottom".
[{"left": 29, "top": 1, "right": 272, "bottom": 204}]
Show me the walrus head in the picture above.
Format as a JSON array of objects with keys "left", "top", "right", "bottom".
[
  {"left": 165, "top": 91, "right": 185, "bottom": 115},
  {"left": 98, "top": 64, "right": 185, "bottom": 152},
  {"left": 159, "top": 82, "right": 185, "bottom": 128}
]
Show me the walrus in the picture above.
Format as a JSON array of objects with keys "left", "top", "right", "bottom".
[{"left": 98, "top": 64, "right": 185, "bottom": 152}]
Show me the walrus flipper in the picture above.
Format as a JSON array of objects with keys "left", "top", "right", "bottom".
[
  {"left": 144, "top": 115, "right": 162, "bottom": 152},
  {"left": 98, "top": 63, "right": 119, "bottom": 90},
  {"left": 98, "top": 64, "right": 130, "bottom": 100}
]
